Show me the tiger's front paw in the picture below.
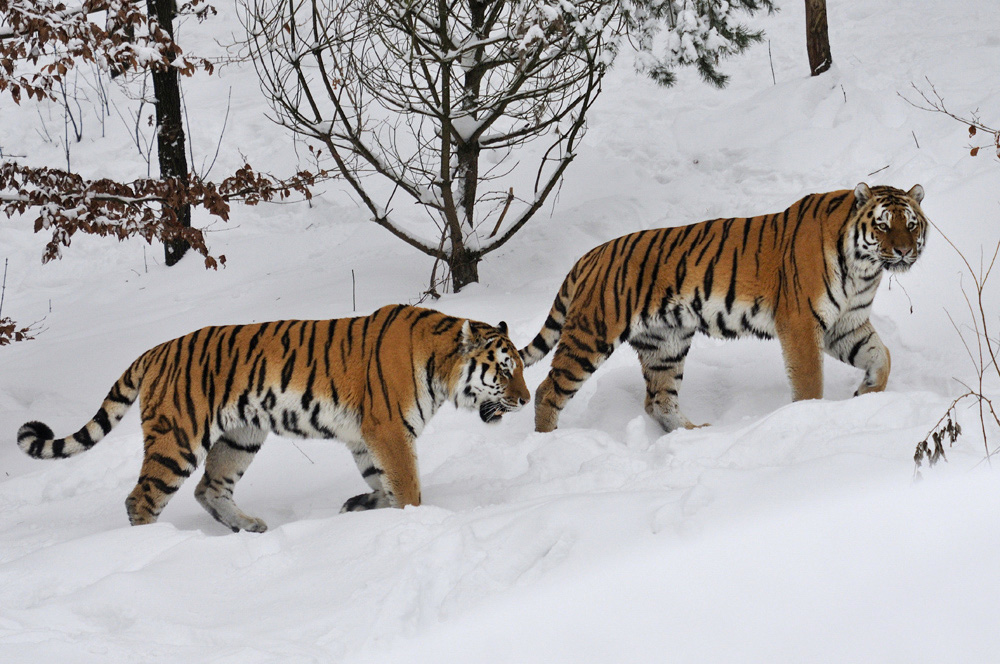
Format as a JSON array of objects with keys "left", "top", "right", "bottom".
[{"left": 854, "top": 378, "right": 883, "bottom": 397}]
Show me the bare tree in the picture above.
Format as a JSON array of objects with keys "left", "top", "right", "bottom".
[
  {"left": 804, "top": 0, "right": 831, "bottom": 76},
  {"left": 241, "top": 0, "right": 774, "bottom": 293}
]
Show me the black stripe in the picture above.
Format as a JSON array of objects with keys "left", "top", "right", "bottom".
[
  {"left": 280, "top": 349, "right": 297, "bottom": 392},
  {"left": 139, "top": 475, "right": 180, "bottom": 495},
  {"left": 847, "top": 332, "right": 874, "bottom": 366},
  {"left": 255, "top": 357, "right": 268, "bottom": 395},
  {"left": 220, "top": 348, "right": 242, "bottom": 411},
  {"left": 716, "top": 312, "right": 738, "bottom": 339},
  {"left": 424, "top": 354, "right": 437, "bottom": 401},
  {"left": 309, "top": 403, "right": 337, "bottom": 438},
  {"left": 282, "top": 409, "right": 306, "bottom": 436},
  {"left": 222, "top": 436, "right": 263, "bottom": 453},
  {"left": 150, "top": 452, "right": 193, "bottom": 477},
  {"left": 94, "top": 408, "right": 112, "bottom": 435},
  {"left": 306, "top": 321, "right": 318, "bottom": 366},
  {"left": 639, "top": 230, "right": 669, "bottom": 320},
  {"left": 808, "top": 300, "right": 827, "bottom": 332},
  {"left": 73, "top": 428, "right": 95, "bottom": 449},
  {"left": 302, "top": 365, "right": 317, "bottom": 410},
  {"left": 373, "top": 306, "right": 404, "bottom": 416},
  {"left": 246, "top": 322, "right": 269, "bottom": 356},
  {"left": 398, "top": 405, "right": 418, "bottom": 438},
  {"left": 724, "top": 248, "right": 739, "bottom": 313}
]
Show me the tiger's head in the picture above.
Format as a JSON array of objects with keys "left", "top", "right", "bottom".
[
  {"left": 454, "top": 320, "right": 530, "bottom": 423},
  {"left": 852, "top": 183, "right": 928, "bottom": 273}
]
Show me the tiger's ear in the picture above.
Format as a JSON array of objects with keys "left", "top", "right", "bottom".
[
  {"left": 907, "top": 184, "right": 925, "bottom": 203},
  {"left": 854, "top": 182, "right": 873, "bottom": 204},
  {"left": 460, "top": 320, "right": 481, "bottom": 350},
  {"left": 496, "top": 321, "right": 508, "bottom": 336}
]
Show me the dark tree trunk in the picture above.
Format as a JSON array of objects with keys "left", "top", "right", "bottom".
[
  {"left": 146, "top": 0, "right": 191, "bottom": 266},
  {"left": 457, "top": 1, "right": 489, "bottom": 230},
  {"left": 449, "top": 244, "right": 480, "bottom": 292},
  {"left": 805, "top": 0, "right": 832, "bottom": 76}
]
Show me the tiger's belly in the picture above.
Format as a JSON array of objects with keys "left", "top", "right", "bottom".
[
  {"left": 220, "top": 394, "right": 364, "bottom": 445},
  {"left": 653, "top": 293, "right": 777, "bottom": 340}
]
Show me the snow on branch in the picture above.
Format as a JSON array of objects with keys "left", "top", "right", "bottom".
[
  {"left": 0, "top": 0, "right": 216, "bottom": 103},
  {"left": 0, "top": 161, "right": 333, "bottom": 268}
]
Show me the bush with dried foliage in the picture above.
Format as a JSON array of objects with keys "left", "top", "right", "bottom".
[
  {"left": 0, "top": 317, "right": 34, "bottom": 346},
  {"left": 0, "top": 0, "right": 216, "bottom": 103},
  {"left": 906, "top": 82, "right": 1000, "bottom": 475},
  {"left": 912, "top": 235, "right": 999, "bottom": 476},
  {"left": 0, "top": 162, "right": 329, "bottom": 269},
  {"left": 0, "top": 1, "right": 333, "bottom": 344}
]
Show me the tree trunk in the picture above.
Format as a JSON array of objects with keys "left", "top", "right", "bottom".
[
  {"left": 805, "top": 0, "right": 832, "bottom": 76},
  {"left": 449, "top": 244, "right": 480, "bottom": 292},
  {"left": 457, "top": 1, "right": 489, "bottom": 229},
  {"left": 146, "top": 0, "right": 191, "bottom": 266}
]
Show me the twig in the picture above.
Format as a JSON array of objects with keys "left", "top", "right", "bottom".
[
  {"left": 488, "top": 188, "right": 514, "bottom": 238},
  {"left": 767, "top": 40, "right": 775, "bottom": 86},
  {"left": 291, "top": 441, "right": 315, "bottom": 464},
  {"left": 0, "top": 258, "right": 7, "bottom": 319}
]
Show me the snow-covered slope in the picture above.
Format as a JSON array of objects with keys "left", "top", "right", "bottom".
[{"left": 2, "top": 1, "right": 999, "bottom": 662}]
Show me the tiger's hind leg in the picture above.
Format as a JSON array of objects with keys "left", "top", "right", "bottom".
[
  {"left": 632, "top": 327, "right": 700, "bottom": 432},
  {"left": 126, "top": 417, "right": 203, "bottom": 526},
  {"left": 534, "top": 330, "right": 616, "bottom": 433},
  {"left": 194, "top": 426, "right": 269, "bottom": 533}
]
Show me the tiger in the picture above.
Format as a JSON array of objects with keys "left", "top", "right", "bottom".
[
  {"left": 17, "top": 304, "right": 530, "bottom": 532},
  {"left": 520, "top": 183, "right": 928, "bottom": 433}
]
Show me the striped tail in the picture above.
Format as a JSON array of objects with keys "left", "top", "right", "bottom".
[
  {"left": 519, "top": 273, "right": 577, "bottom": 368},
  {"left": 17, "top": 355, "right": 147, "bottom": 459}
]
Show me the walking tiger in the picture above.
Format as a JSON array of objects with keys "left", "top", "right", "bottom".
[
  {"left": 18, "top": 304, "right": 529, "bottom": 531},
  {"left": 520, "top": 183, "right": 928, "bottom": 432}
]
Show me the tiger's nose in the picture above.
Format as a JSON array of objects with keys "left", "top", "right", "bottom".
[{"left": 895, "top": 247, "right": 913, "bottom": 258}]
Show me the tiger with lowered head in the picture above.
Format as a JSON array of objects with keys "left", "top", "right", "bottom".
[
  {"left": 520, "top": 183, "right": 928, "bottom": 433},
  {"left": 18, "top": 304, "right": 529, "bottom": 532}
]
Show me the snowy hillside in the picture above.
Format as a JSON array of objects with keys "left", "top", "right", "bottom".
[{"left": 2, "top": 1, "right": 1000, "bottom": 662}]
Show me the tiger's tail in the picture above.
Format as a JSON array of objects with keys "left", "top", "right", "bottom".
[
  {"left": 18, "top": 355, "right": 148, "bottom": 459},
  {"left": 519, "top": 271, "right": 578, "bottom": 368}
]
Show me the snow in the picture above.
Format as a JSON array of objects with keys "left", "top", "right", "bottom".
[{"left": 2, "top": 1, "right": 1000, "bottom": 662}]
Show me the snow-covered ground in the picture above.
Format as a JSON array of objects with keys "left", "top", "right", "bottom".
[{"left": 3, "top": 1, "right": 1000, "bottom": 662}]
